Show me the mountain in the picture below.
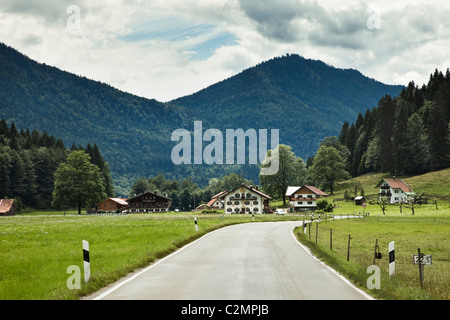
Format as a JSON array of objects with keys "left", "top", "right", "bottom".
[
  {"left": 0, "top": 43, "right": 191, "bottom": 195},
  {"left": 172, "top": 54, "right": 404, "bottom": 159},
  {"left": 0, "top": 44, "right": 404, "bottom": 195}
]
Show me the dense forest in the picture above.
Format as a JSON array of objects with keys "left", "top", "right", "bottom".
[
  {"left": 338, "top": 69, "right": 450, "bottom": 177},
  {"left": 0, "top": 43, "right": 403, "bottom": 194},
  {"left": 0, "top": 119, "right": 114, "bottom": 210}
]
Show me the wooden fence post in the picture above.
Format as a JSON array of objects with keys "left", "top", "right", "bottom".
[
  {"left": 315, "top": 223, "right": 318, "bottom": 243},
  {"left": 330, "top": 228, "right": 332, "bottom": 250},
  {"left": 347, "top": 235, "right": 351, "bottom": 261}
]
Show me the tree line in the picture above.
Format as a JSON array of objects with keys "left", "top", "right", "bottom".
[
  {"left": 129, "top": 172, "right": 254, "bottom": 212},
  {"left": 338, "top": 69, "right": 450, "bottom": 177},
  {"left": 0, "top": 119, "right": 114, "bottom": 211}
]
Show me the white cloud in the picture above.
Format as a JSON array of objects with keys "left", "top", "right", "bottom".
[{"left": 0, "top": 0, "right": 449, "bottom": 101}]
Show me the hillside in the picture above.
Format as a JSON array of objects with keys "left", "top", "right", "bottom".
[
  {"left": 0, "top": 43, "right": 403, "bottom": 194},
  {"left": 173, "top": 54, "right": 404, "bottom": 159},
  {"left": 0, "top": 43, "right": 191, "bottom": 195},
  {"left": 334, "top": 167, "right": 450, "bottom": 200}
]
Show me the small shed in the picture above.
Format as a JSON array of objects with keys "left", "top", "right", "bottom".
[
  {"left": 0, "top": 199, "right": 16, "bottom": 216},
  {"left": 354, "top": 196, "right": 366, "bottom": 206}
]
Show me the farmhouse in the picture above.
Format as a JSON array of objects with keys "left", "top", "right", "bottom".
[
  {"left": 375, "top": 178, "right": 415, "bottom": 203},
  {"left": 125, "top": 191, "right": 172, "bottom": 213},
  {"left": 95, "top": 198, "right": 128, "bottom": 212},
  {"left": 0, "top": 199, "right": 15, "bottom": 216},
  {"left": 287, "top": 186, "right": 328, "bottom": 211},
  {"left": 224, "top": 184, "right": 271, "bottom": 214},
  {"left": 200, "top": 190, "right": 227, "bottom": 210}
]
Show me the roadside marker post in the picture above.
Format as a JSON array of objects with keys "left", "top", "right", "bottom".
[
  {"left": 194, "top": 217, "right": 198, "bottom": 232},
  {"left": 389, "top": 241, "right": 395, "bottom": 277},
  {"left": 83, "top": 240, "right": 90, "bottom": 283}
]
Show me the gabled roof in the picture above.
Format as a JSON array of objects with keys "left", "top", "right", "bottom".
[
  {"left": 286, "top": 186, "right": 301, "bottom": 196},
  {"left": 286, "top": 186, "right": 328, "bottom": 197},
  {"left": 376, "top": 178, "right": 414, "bottom": 193},
  {"left": 225, "top": 184, "right": 272, "bottom": 200},
  {"left": 305, "top": 185, "right": 329, "bottom": 197},
  {"left": 211, "top": 190, "right": 228, "bottom": 199},
  {"left": 110, "top": 198, "right": 128, "bottom": 206},
  {"left": 206, "top": 198, "right": 223, "bottom": 207}
]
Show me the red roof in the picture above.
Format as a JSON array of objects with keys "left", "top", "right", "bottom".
[
  {"left": 377, "top": 179, "right": 413, "bottom": 193},
  {"left": 211, "top": 190, "right": 228, "bottom": 199},
  {"left": 304, "top": 185, "right": 329, "bottom": 197}
]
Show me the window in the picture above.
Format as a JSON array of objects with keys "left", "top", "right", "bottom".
[
  {"left": 227, "top": 201, "right": 232, "bottom": 205},
  {"left": 253, "top": 208, "right": 259, "bottom": 212},
  {"left": 298, "top": 201, "right": 303, "bottom": 205},
  {"left": 245, "top": 201, "right": 250, "bottom": 205},
  {"left": 246, "top": 193, "right": 252, "bottom": 198},
  {"left": 227, "top": 208, "right": 232, "bottom": 212},
  {"left": 234, "top": 201, "right": 239, "bottom": 205},
  {"left": 253, "top": 201, "right": 258, "bottom": 205},
  {"left": 235, "top": 193, "right": 240, "bottom": 198},
  {"left": 307, "top": 201, "right": 313, "bottom": 204}
]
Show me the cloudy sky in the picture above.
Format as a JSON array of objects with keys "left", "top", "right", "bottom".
[{"left": 1, "top": 0, "right": 449, "bottom": 102}]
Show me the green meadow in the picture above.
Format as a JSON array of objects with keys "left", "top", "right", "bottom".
[
  {"left": 0, "top": 212, "right": 304, "bottom": 300},
  {"left": 294, "top": 169, "right": 450, "bottom": 300},
  {"left": 1, "top": 169, "right": 449, "bottom": 300}
]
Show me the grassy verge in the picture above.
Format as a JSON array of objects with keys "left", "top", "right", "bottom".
[
  {"left": 293, "top": 205, "right": 449, "bottom": 300},
  {"left": 0, "top": 212, "right": 304, "bottom": 300}
]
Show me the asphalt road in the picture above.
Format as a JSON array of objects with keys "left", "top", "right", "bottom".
[{"left": 93, "top": 221, "right": 372, "bottom": 300}]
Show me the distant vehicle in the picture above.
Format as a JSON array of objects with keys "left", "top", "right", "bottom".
[
  {"left": 175, "top": 209, "right": 180, "bottom": 212},
  {"left": 275, "top": 209, "right": 285, "bottom": 215}
]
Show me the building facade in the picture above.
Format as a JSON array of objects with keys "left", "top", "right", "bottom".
[
  {"left": 287, "top": 185, "right": 328, "bottom": 211},
  {"left": 125, "top": 191, "right": 172, "bottom": 213},
  {"left": 376, "top": 178, "right": 415, "bottom": 203},
  {"left": 224, "top": 184, "right": 271, "bottom": 214},
  {"left": 95, "top": 198, "right": 128, "bottom": 212}
]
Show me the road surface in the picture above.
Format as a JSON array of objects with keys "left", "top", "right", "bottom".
[{"left": 92, "top": 221, "right": 372, "bottom": 300}]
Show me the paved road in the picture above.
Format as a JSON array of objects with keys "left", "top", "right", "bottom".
[{"left": 94, "top": 221, "right": 372, "bottom": 300}]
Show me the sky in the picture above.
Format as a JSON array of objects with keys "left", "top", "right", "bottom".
[{"left": 1, "top": 0, "right": 449, "bottom": 102}]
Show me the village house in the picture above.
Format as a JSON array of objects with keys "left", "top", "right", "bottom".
[
  {"left": 0, "top": 199, "right": 15, "bottom": 216},
  {"left": 124, "top": 191, "right": 172, "bottom": 213},
  {"left": 95, "top": 198, "right": 128, "bottom": 212},
  {"left": 286, "top": 185, "right": 328, "bottom": 211},
  {"left": 376, "top": 178, "right": 415, "bottom": 203},
  {"left": 197, "top": 190, "right": 228, "bottom": 211},
  {"left": 224, "top": 184, "right": 271, "bottom": 214}
]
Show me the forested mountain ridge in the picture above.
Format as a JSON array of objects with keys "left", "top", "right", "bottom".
[
  {"left": 172, "top": 54, "right": 404, "bottom": 159},
  {"left": 0, "top": 43, "right": 403, "bottom": 195},
  {"left": 339, "top": 69, "right": 450, "bottom": 177},
  {"left": 0, "top": 43, "right": 191, "bottom": 195}
]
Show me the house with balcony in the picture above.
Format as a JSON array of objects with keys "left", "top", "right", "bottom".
[
  {"left": 224, "top": 184, "right": 271, "bottom": 214},
  {"left": 286, "top": 185, "right": 328, "bottom": 211},
  {"left": 124, "top": 191, "right": 172, "bottom": 213},
  {"left": 375, "top": 178, "right": 415, "bottom": 203}
]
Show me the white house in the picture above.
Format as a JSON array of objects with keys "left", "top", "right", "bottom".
[
  {"left": 200, "top": 190, "right": 227, "bottom": 210},
  {"left": 224, "top": 184, "right": 271, "bottom": 214},
  {"left": 375, "top": 178, "right": 415, "bottom": 203},
  {"left": 286, "top": 185, "right": 328, "bottom": 211}
]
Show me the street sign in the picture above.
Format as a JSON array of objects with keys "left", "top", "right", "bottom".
[{"left": 412, "top": 254, "right": 432, "bottom": 265}]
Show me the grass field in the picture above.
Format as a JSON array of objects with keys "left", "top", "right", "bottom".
[
  {"left": 0, "top": 211, "right": 305, "bottom": 300},
  {"left": 1, "top": 169, "right": 449, "bottom": 300},
  {"left": 293, "top": 195, "right": 450, "bottom": 300}
]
